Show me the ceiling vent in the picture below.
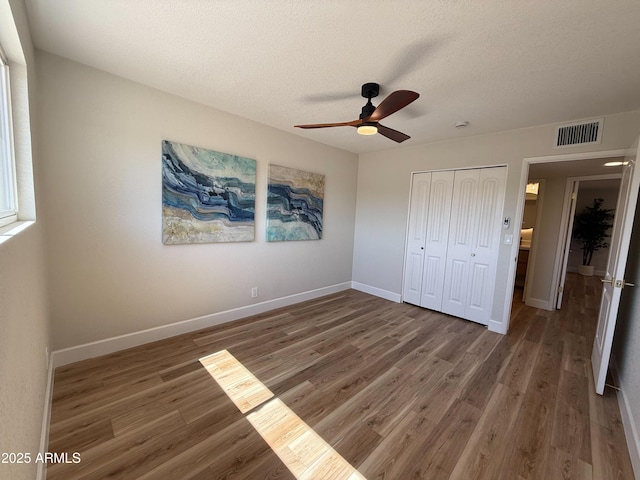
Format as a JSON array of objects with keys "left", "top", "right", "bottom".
[{"left": 554, "top": 118, "right": 603, "bottom": 148}]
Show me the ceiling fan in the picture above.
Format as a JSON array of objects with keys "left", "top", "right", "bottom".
[{"left": 294, "top": 83, "right": 419, "bottom": 143}]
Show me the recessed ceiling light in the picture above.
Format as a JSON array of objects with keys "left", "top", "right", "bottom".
[{"left": 604, "top": 161, "right": 628, "bottom": 167}]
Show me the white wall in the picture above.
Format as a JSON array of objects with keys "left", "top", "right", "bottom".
[
  {"left": 353, "top": 112, "right": 640, "bottom": 332},
  {"left": 521, "top": 197, "right": 538, "bottom": 229},
  {"left": 567, "top": 183, "right": 620, "bottom": 273},
  {"left": 0, "top": 1, "right": 50, "bottom": 480},
  {"left": 526, "top": 176, "right": 567, "bottom": 307},
  {"left": 36, "top": 52, "right": 359, "bottom": 351}
]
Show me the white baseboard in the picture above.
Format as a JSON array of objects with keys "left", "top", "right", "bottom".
[
  {"left": 51, "top": 282, "right": 352, "bottom": 368},
  {"left": 524, "top": 297, "right": 553, "bottom": 310},
  {"left": 610, "top": 355, "right": 640, "bottom": 479},
  {"left": 350, "top": 282, "right": 402, "bottom": 303},
  {"left": 36, "top": 352, "right": 54, "bottom": 480}
]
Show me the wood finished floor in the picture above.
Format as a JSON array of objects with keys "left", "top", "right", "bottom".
[{"left": 46, "top": 273, "right": 634, "bottom": 479}]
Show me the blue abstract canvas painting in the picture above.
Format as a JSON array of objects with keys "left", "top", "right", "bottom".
[
  {"left": 162, "top": 140, "right": 256, "bottom": 244},
  {"left": 266, "top": 165, "right": 324, "bottom": 241}
]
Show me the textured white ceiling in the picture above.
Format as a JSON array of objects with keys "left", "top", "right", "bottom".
[{"left": 24, "top": 0, "right": 640, "bottom": 154}]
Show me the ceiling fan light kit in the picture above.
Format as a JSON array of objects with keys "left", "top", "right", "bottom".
[
  {"left": 357, "top": 123, "right": 378, "bottom": 136},
  {"left": 295, "top": 82, "right": 419, "bottom": 143}
]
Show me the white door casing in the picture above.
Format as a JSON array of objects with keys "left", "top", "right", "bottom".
[{"left": 592, "top": 137, "right": 640, "bottom": 395}]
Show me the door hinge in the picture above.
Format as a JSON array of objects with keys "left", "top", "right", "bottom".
[
  {"left": 558, "top": 286, "right": 564, "bottom": 294},
  {"left": 571, "top": 192, "right": 577, "bottom": 200}
]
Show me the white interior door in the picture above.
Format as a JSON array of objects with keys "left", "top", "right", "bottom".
[
  {"left": 556, "top": 180, "right": 580, "bottom": 309},
  {"left": 419, "top": 170, "right": 454, "bottom": 310},
  {"left": 402, "top": 173, "right": 431, "bottom": 306},
  {"left": 441, "top": 166, "right": 506, "bottom": 324},
  {"left": 592, "top": 137, "right": 640, "bottom": 395},
  {"left": 464, "top": 167, "right": 507, "bottom": 324},
  {"left": 442, "top": 169, "right": 481, "bottom": 319}
]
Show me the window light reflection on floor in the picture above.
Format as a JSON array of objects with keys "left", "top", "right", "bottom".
[{"left": 200, "top": 350, "right": 366, "bottom": 480}]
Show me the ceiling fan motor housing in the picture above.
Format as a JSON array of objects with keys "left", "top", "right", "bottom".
[
  {"left": 361, "top": 82, "right": 380, "bottom": 99},
  {"left": 360, "top": 102, "right": 376, "bottom": 120},
  {"left": 359, "top": 83, "right": 380, "bottom": 119}
]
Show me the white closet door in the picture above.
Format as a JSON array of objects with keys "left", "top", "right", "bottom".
[
  {"left": 442, "top": 167, "right": 506, "bottom": 324},
  {"left": 464, "top": 167, "right": 507, "bottom": 324},
  {"left": 402, "top": 173, "right": 431, "bottom": 306},
  {"left": 420, "top": 170, "right": 454, "bottom": 310},
  {"left": 441, "top": 169, "right": 481, "bottom": 319}
]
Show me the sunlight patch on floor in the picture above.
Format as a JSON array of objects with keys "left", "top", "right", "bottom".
[
  {"left": 200, "top": 350, "right": 366, "bottom": 480},
  {"left": 200, "top": 349, "right": 274, "bottom": 413}
]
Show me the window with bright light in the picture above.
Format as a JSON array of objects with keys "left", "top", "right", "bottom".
[{"left": 0, "top": 49, "right": 17, "bottom": 227}]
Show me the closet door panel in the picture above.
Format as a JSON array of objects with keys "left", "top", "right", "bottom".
[
  {"left": 465, "top": 261, "right": 491, "bottom": 319},
  {"left": 421, "top": 255, "right": 441, "bottom": 303},
  {"left": 464, "top": 167, "right": 507, "bottom": 324},
  {"left": 402, "top": 173, "right": 431, "bottom": 306},
  {"left": 446, "top": 258, "right": 469, "bottom": 309},
  {"left": 404, "top": 254, "right": 425, "bottom": 302},
  {"left": 474, "top": 170, "right": 505, "bottom": 255},
  {"left": 452, "top": 176, "right": 479, "bottom": 247},
  {"left": 420, "top": 170, "right": 454, "bottom": 310},
  {"left": 441, "top": 169, "right": 480, "bottom": 318}
]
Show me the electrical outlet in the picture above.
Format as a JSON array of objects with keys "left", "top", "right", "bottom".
[{"left": 251, "top": 287, "right": 258, "bottom": 298}]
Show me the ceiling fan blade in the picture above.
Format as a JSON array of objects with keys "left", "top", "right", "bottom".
[
  {"left": 377, "top": 124, "right": 411, "bottom": 143},
  {"left": 367, "top": 90, "right": 419, "bottom": 122},
  {"left": 294, "top": 119, "right": 360, "bottom": 129}
]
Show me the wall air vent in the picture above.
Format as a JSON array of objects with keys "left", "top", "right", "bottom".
[{"left": 554, "top": 118, "right": 603, "bottom": 148}]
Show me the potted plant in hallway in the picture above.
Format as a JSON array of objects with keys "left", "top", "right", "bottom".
[{"left": 573, "top": 198, "right": 615, "bottom": 276}]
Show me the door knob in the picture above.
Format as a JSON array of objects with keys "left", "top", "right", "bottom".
[{"left": 471, "top": 253, "right": 476, "bottom": 257}]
